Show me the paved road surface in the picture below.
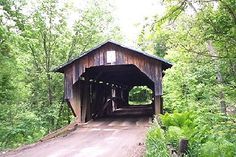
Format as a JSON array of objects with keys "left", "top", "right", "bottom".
[{"left": 2, "top": 116, "right": 151, "bottom": 157}]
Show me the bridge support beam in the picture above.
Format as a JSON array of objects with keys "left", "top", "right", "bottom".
[{"left": 154, "top": 95, "right": 163, "bottom": 115}]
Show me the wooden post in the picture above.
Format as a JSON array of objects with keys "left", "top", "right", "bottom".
[
  {"left": 161, "top": 96, "right": 163, "bottom": 114},
  {"left": 154, "top": 64, "right": 163, "bottom": 115},
  {"left": 179, "top": 139, "right": 188, "bottom": 155},
  {"left": 81, "top": 82, "right": 90, "bottom": 123},
  {"left": 154, "top": 95, "right": 161, "bottom": 114},
  {"left": 68, "top": 81, "right": 82, "bottom": 122},
  {"left": 86, "top": 84, "right": 92, "bottom": 121},
  {"left": 154, "top": 81, "right": 163, "bottom": 115},
  {"left": 93, "top": 84, "right": 104, "bottom": 117}
]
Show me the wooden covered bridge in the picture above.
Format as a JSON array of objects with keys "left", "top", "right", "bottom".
[{"left": 54, "top": 41, "right": 172, "bottom": 123}]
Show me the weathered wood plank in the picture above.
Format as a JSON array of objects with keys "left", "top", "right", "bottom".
[
  {"left": 64, "top": 67, "right": 73, "bottom": 99},
  {"left": 81, "top": 82, "right": 90, "bottom": 123},
  {"left": 71, "top": 82, "right": 82, "bottom": 121},
  {"left": 61, "top": 43, "right": 169, "bottom": 121},
  {"left": 154, "top": 95, "right": 162, "bottom": 115}
]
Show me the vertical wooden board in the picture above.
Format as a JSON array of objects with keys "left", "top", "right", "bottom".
[
  {"left": 86, "top": 84, "right": 92, "bottom": 121},
  {"left": 159, "top": 63, "right": 163, "bottom": 80},
  {"left": 135, "top": 53, "right": 140, "bottom": 65},
  {"left": 84, "top": 82, "right": 92, "bottom": 122},
  {"left": 69, "top": 82, "right": 82, "bottom": 121},
  {"left": 90, "top": 83, "right": 95, "bottom": 116},
  {"left": 79, "top": 58, "right": 85, "bottom": 76},
  {"left": 122, "top": 89, "right": 129, "bottom": 106},
  {"left": 142, "top": 58, "right": 149, "bottom": 77},
  {"left": 103, "top": 48, "right": 107, "bottom": 64},
  {"left": 125, "top": 50, "right": 130, "bottom": 64},
  {"left": 64, "top": 67, "right": 73, "bottom": 99},
  {"left": 130, "top": 54, "right": 135, "bottom": 65},
  {"left": 141, "top": 59, "right": 145, "bottom": 69},
  {"left": 103, "top": 49, "right": 107, "bottom": 64},
  {"left": 99, "top": 50, "right": 104, "bottom": 65},
  {"left": 105, "top": 85, "right": 112, "bottom": 114},
  {"left": 87, "top": 54, "right": 91, "bottom": 67},
  {"left": 154, "top": 62, "right": 158, "bottom": 81},
  {"left": 154, "top": 95, "right": 162, "bottom": 114},
  {"left": 154, "top": 62, "right": 161, "bottom": 80},
  {"left": 84, "top": 56, "right": 89, "bottom": 69},
  {"left": 154, "top": 63, "right": 163, "bottom": 95},
  {"left": 81, "top": 82, "right": 88, "bottom": 122},
  {"left": 118, "top": 50, "right": 123, "bottom": 64},
  {"left": 64, "top": 73, "right": 68, "bottom": 99},
  {"left": 93, "top": 84, "right": 99, "bottom": 115},
  {"left": 71, "top": 64, "right": 74, "bottom": 84},
  {"left": 72, "top": 64, "right": 76, "bottom": 84},
  {"left": 94, "top": 51, "right": 100, "bottom": 66},
  {"left": 145, "top": 58, "right": 152, "bottom": 80},
  {"left": 116, "top": 49, "right": 120, "bottom": 64},
  {"left": 160, "top": 96, "right": 163, "bottom": 114},
  {"left": 150, "top": 61, "right": 156, "bottom": 81},
  {"left": 120, "top": 51, "right": 125, "bottom": 64},
  {"left": 124, "top": 52, "right": 128, "bottom": 64},
  {"left": 126, "top": 51, "right": 134, "bottom": 64},
  {"left": 78, "top": 65, "right": 82, "bottom": 78},
  {"left": 155, "top": 81, "right": 162, "bottom": 96},
  {"left": 87, "top": 53, "right": 94, "bottom": 67},
  {"left": 93, "top": 53, "right": 97, "bottom": 66},
  {"left": 74, "top": 60, "right": 80, "bottom": 83},
  {"left": 116, "top": 50, "right": 121, "bottom": 64},
  {"left": 77, "top": 83, "right": 82, "bottom": 121},
  {"left": 94, "top": 84, "right": 106, "bottom": 116}
]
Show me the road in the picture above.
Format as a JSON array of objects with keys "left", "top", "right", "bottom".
[{"left": 2, "top": 116, "right": 151, "bottom": 157}]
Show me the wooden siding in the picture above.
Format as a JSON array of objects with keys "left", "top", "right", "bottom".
[{"left": 64, "top": 43, "right": 163, "bottom": 99}]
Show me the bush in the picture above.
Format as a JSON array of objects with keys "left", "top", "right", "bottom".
[
  {"left": 0, "top": 111, "right": 45, "bottom": 149},
  {"left": 146, "top": 111, "right": 236, "bottom": 157},
  {"left": 145, "top": 123, "right": 169, "bottom": 157},
  {"left": 129, "top": 86, "right": 152, "bottom": 105},
  {"left": 166, "top": 126, "right": 183, "bottom": 147},
  {"left": 199, "top": 139, "right": 236, "bottom": 157}
]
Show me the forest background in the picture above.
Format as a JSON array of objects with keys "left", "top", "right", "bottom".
[{"left": 0, "top": 0, "right": 235, "bottom": 156}]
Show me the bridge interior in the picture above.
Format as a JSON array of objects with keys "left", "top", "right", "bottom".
[{"left": 77, "top": 64, "right": 154, "bottom": 121}]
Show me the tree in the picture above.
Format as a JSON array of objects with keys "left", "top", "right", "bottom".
[
  {"left": 0, "top": 0, "right": 122, "bottom": 149},
  {"left": 141, "top": 0, "right": 236, "bottom": 156}
]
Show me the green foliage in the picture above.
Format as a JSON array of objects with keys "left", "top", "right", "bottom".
[
  {"left": 199, "top": 139, "right": 235, "bottom": 157},
  {"left": 145, "top": 122, "right": 169, "bottom": 157},
  {"left": 161, "top": 112, "right": 196, "bottom": 148},
  {"left": 146, "top": 112, "right": 236, "bottom": 157},
  {"left": 0, "top": 110, "right": 44, "bottom": 148},
  {"left": 165, "top": 126, "right": 183, "bottom": 147},
  {"left": 129, "top": 86, "right": 153, "bottom": 105},
  {"left": 0, "top": 27, "right": 16, "bottom": 104},
  {"left": 161, "top": 112, "right": 195, "bottom": 128},
  {"left": 141, "top": 1, "right": 236, "bottom": 156},
  {"left": 0, "top": 0, "right": 122, "bottom": 150}
]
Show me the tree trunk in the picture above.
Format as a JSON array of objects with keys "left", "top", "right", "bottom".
[{"left": 207, "top": 40, "right": 226, "bottom": 114}]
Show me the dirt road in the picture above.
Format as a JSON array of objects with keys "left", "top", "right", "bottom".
[{"left": 2, "top": 116, "right": 151, "bottom": 157}]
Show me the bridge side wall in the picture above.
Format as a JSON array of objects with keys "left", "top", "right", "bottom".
[{"left": 63, "top": 44, "right": 163, "bottom": 121}]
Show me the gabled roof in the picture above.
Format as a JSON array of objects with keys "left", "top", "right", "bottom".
[{"left": 53, "top": 40, "right": 172, "bottom": 73}]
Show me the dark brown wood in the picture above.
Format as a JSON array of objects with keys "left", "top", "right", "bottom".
[
  {"left": 55, "top": 41, "right": 172, "bottom": 122},
  {"left": 161, "top": 96, "right": 163, "bottom": 114},
  {"left": 64, "top": 44, "right": 163, "bottom": 89},
  {"left": 81, "top": 82, "right": 90, "bottom": 123},
  {"left": 179, "top": 139, "right": 188, "bottom": 154},
  {"left": 154, "top": 95, "right": 161, "bottom": 115},
  {"left": 67, "top": 82, "right": 81, "bottom": 121}
]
